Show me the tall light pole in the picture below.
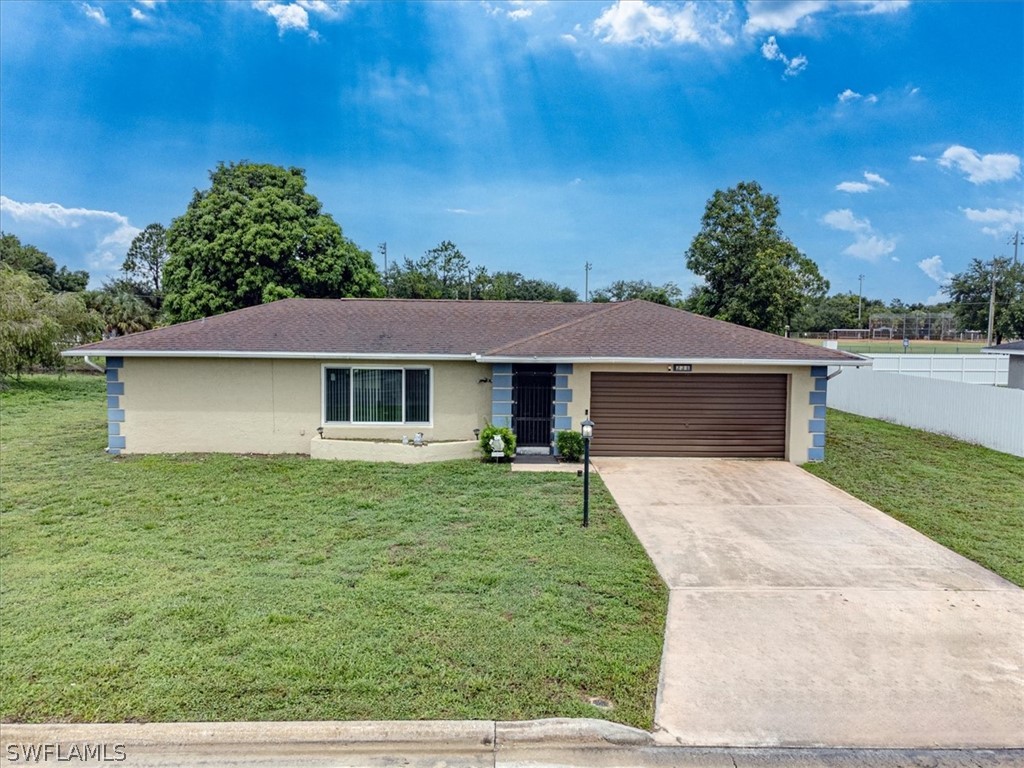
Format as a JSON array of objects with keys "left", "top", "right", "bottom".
[
  {"left": 858, "top": 274, "right": 865, "bottom": 327},
  {"left": 986, "top": 258, "right": 997, "bottom": 346},
  {"left": 584, "top": 262, "right": 592, "bottom": 302}
]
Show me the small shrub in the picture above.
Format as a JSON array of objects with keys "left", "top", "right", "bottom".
[
  {"left": 479, "top": 424, "right": 516, "bottom": 458},
  {"left": 556, "top": 430, "right": 584, "bottom": 462}
]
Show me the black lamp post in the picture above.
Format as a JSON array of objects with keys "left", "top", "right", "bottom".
[{"left": 581, "top": 416, "right": 594, "bottom": 528}]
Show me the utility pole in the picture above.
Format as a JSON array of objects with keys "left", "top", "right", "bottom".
[
  {"left": 1010, "top": 231, "right": 1020, "bottom": 264},
  {"left": 584, "top": 262, "right": 592, "bottom": 302},
  {"left": 378, "top": 242, "right": 388, "bottom": 297},
  {"left": 857, "top": 274, "right": 865, "bottom": 327},
  {"left": 986, "top": 257, "right": 997, "bottom": 346}
]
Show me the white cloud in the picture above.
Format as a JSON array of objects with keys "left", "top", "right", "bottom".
[
  {"left": 837, "top": 88, "right": 878, "bottom": 105},
  {"left": 918, "top": 255, "right": 952, "bottom": 285},
  {"left": 860, "top": 0, "right": 910, "bottom": 14},
  {"left": 744, "top": 0, "right": 908, "bottom": 34},
  {"left": 251, "top": 0, "right": 346, "bottom": 37},
  {"left": 136, "top": 0, "right": 159, "bottom": 7},
  {"left": 760, "top": 35, "right": 807, "bottom": 77},
  {"left": 0, "top": 195, "right": 141, "bottom": 272},
  {"left": 822, "top": 208, "right": 870, "bottom": 234},
  {"left": 836, "top": 181, "right": 871, "bottom": 193},
  {"left": 910, "top": 155, "right": 927, "bottom": 162},
  {"left": 561, "top": 33, "right": 578, "bottom": 44},
  {"left": 131, "top": 7, "right": 149, "bottom": 21},
  {"left": 938, "top": 145, "right": 1021, "bottom": 184},
  {"left": 744, "top": 0, "right": 827, "bottom": 34},
  {"left": 821, "top": 208, "right": 896, "bottom": 261},
  {"left": 835, "top": 171, "right": 888, "bottom": 194},
  {"left": 592, "top": 1, "right": 711, "bottom": 46},
  {"left": 962, "top": 207, "right": 1023, "bottom": 237},
  {"left": 80, "top": 3, "right": 109, "bottom": 26}
]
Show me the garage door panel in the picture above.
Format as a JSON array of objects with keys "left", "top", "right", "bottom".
[{"left": 590, "top": 373, "right": 787, "bottom": 458}]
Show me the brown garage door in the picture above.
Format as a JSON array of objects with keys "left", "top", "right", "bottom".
[{"left": 589, "top": 373, "right": 788, "bottom": 458}]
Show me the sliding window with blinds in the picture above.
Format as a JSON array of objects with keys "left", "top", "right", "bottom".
[{"left": 323, "top": 367, "right": 431, "bottom": 424}]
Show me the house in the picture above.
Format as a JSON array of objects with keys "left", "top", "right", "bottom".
[
  {"left": 982, "top": 340, "right": 1024, "bottom": 390},
  {"left": 64, "top": 298, "right": 867, "bottom": 464}
]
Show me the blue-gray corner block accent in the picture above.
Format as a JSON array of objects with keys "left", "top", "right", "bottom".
[
  {"left": 813, "top": 405, "right": 826, "bottom": 419},
  {"left": 491, "top": 363, "right": 513, "bottom": 374},
  {"left": 106, "top": 368, "right": 120, "bottom": 383},
  {"left": 554, "top": 375, "right": 569, "bottom": 389},
  {"left": 492, "top": 373, "right": 513, "bottom": 389},
  {"left": 810, "top": 366, "right": 827, "bottom": 378},
  {"left": 814, "top": 377, "right": 828, "bottom": 392},
  {"left": 553, "top": 416, "right": 572, "bottom": 431},
  {"left": 809, "top": 390, "right": 827, "bottom": 405},
  {"left": 108, "top": 422, "right": 120, "bottom": 436},
  {"left": 491, "top": 401, "right": 513, "bottom": 416},
  {"left": 807, "top": 447, "right": 825, "bottom": 462},
  {"left": 108, "top": 408, "right": 125, "bottom": 423},
  {"left": 106, "top": 381, "right": 124, "bottom": 396},
  {"left": 553, "top": 402, "right": 568, "bottom": 417},
  {"left": 108, "top": 435, "right": 127, "bottom": 450},
  {"left": 107, "top": 395, "right": 120, "bottom": 408},
  {"left": 555, "top": 363, "right": 573, "bottom": 375},
  {"left": 812, "top": 433, "right": 826, "bottom": 448},
  {"left": 107, "top": 448, "right": 122, "bottom": 456},
  {"left": 491, "top": 415, "right": 512, "bottom": 428},
  {"left": 808, "top": 419, "right": 825, "bottom": 434},
  {"left": 553, "top": 389, "right": 572, "bottom": 403},
  {"left": 106, "top": 357, "right": 124, "bottom": 369}
]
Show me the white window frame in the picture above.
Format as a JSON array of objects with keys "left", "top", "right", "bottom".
[{"left": 321, "top": 364, "right": 433, "bottom": 427}]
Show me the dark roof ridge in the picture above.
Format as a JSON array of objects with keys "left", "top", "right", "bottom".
[{"left": 482, "top": 300, "right": 631, "bottom": 356}]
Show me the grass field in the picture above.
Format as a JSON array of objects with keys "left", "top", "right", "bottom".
[
  {"left": 805, "top": 409, "right": 1024, "bottom": 586},
  {"left": 796, "top": 338, "right": 986, "bottom": 355},
  {"left": 0, "top": 375, "right": 667, "bottom": 725}
]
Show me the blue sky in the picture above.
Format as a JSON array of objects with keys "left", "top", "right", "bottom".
[{"left": 1, "top": 0, "right": 1021, "bottom": 304}]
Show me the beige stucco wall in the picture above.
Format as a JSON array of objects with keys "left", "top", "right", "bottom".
[
  {"left": 563, "top": 363, "right": 816, "bottom": 465},
  {"left": 120, "top": 357, "right": 490, "bottom": 455}
]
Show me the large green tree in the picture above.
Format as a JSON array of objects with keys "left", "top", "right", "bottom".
[
  {"left": 685, "top": 181, "right": 828, "bottom": 333},
  {"left": 0, "top": 232, "right": 89, "bottom": 293},
  {"left": 122, "top": 223, "right": 169, "bottom": 310},
  {"left": 791, "top": 292, "right": 887, "bottom": 333},
  {"left": 163, "top": 162, "right": 382, "bottom": 321},
  {"left": 592, "top": 279, "right": 682, "bottom": 306},
  {"left": 947, "top": 257, "right": 1024, "bottom": 344},
  {"left": 0, "top": 265, "right": 100, "bottom": 378}
]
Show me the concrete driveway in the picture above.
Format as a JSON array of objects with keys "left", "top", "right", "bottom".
[{"left": 594, "top": 458, "right": 1024, "bottom": 749}]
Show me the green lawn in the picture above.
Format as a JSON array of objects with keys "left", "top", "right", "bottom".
[
  {"left": 805, "top": 409, "right": 1024, "bottom": 586},
  {"left": 0, "top": 375, "right": 667, "bottom": 726}
]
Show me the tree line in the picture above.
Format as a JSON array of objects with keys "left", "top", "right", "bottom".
[{"left": 2, "top": 162, "right": 1022, "bottom": 378}]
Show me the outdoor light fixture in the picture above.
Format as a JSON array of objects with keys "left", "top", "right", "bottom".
[
  {"left": 581, "top": 416, "right": 595, "bottom": 528},
  {"left": 473, "top": 428, "right": 481, "bottom": 439},
  {"left": 317, "top": 427, "right": 324, "bottom": 439}
]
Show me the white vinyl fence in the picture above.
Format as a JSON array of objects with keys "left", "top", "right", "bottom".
[
  {"left": 864, "top": 354, "right": 1009, "bottom": 385},
  {"left": 828, "top": 367, "right": 1024, "bottom": 458}
]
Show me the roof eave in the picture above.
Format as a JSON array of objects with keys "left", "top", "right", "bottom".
[
  {"left": 474, "top": 355, "right": 871, "bottom": 366},
  {"left": 61, "top": 349, "right": 478, "bottom": 362}
]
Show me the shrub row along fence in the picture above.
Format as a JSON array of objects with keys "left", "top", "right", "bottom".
[{"left": 827, "top": 367, "right": 1024, "bottom": 458}]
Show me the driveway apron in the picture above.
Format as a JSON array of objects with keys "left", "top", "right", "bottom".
[{"left": 594, "top": 458, "right": 1024, "bottom": 749}]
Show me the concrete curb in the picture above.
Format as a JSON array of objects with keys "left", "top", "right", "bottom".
[{"left": 496, "top": 717, "right": 654, "bottom": 746}]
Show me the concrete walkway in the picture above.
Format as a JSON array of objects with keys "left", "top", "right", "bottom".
[{"left": 594, "top": 458, "right": 1024, "bottom": 749}]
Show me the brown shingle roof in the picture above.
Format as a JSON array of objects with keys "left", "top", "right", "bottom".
[{"left": 66, "top": 298, "right": 864, "bottom": 364}]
